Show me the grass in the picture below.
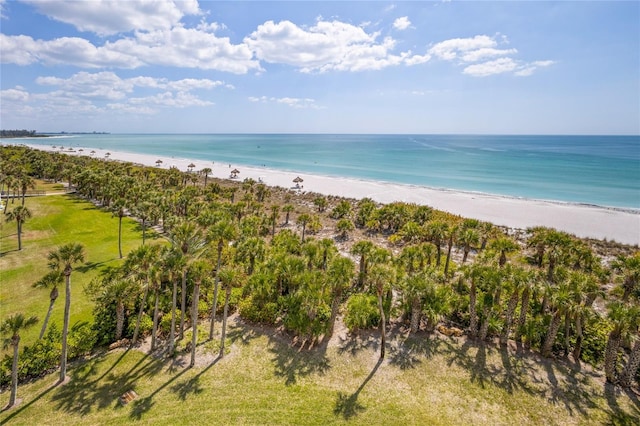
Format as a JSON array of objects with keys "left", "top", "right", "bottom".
[
  {"left": 0, "top": 318, "right": 638, "bottom": 425},
  {"left": 0, "top": 191, "right": 147, "bottom": 350},
  {"left": 0, "top": 190, "right": 639, "bottom": 425}
]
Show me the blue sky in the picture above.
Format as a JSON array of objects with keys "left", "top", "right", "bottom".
[{"left": 1, "top": 0, "right": 638, "bottom": 134}]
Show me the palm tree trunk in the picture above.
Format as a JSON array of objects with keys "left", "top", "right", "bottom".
[
  {"left": 563, "top": 311, "right": 571, "bottom": 357},
  {"left": 220, "top": 287, "right": 231, "bottom": 357},
  {"left": 572, "top": 313, "right": 583, "bottom": 362},
  {"left": 60, "top": 274, "right": 71, "bottom": 382},
  {"left": 410, "top": 296, "right": 421, "bottom": 335},
  {"left": 444, "top": 235, "right": 453, "bottom": 276},
  {"left": 604, "top": 329, "right": 622, "bottom": 383},
  {"left": 328, "top": 296, "right": 341, "bottom": 337},
  {"left": 118, "top": 216, "right": 123, "bottom": 259},
  {"left": 468, "top": 280, "right": 478, "bottom": 339},
  {"left": 151, "top": 288, "right": 160, "bottom": 351},
  {"left": 377, "top": 292, "right": 386, "bottom": 360},
  {"left": 131, "top": 281, "right": 149, "bottom": 347},
  {"left": 208, "top": 248, "right": 222, "bottom": 339},
  {"left": 619, "top": 336, "right": 640, "bottom": 388},
  {"left": 9, "top": 340, "right": 19, "bottom": 407},
  {"left": 169, "top": 279, "right": 178, "bottom": 354},
  {"left": 115, "top": 301, "right": 125, "bottom": 341},
  {"left": 541, "top": 311, "right": 562, "bottom": 358},
  {"left": 179, "top": 269, "right": 187, "bottom": 340},
  {"left": 189, "top": 281, "right": 200, "bottom": 368},
  {"left": 515, "top": 287, "right": 530, "bottom": 343},
  {"left": 17, "top": 221, "right": 23, "bottom": 250},
  {"left": 39, "top": 287, "right": 58, "bottom": 339},
  {"left": 500, "top": 289, "right": 520, "bottom": 345},
  {"left": 478, "top": 306, "right": 491, "bottom": 341}
]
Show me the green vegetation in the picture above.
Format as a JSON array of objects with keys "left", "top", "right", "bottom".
[{"left": 0, "top": 145, "right": 638, "bottom": 424}]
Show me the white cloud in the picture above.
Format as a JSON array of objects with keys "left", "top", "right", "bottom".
[
  {"left": 460, "top": 47, "right": 518, "bottom": 62},
  {"left": 0, "top": 88, "right": 30, "bottom": 102},
  {"left": 248, "top": 96, "right": 322, "bottom": 109},
  {"left": 0, "top": 0, "right": 6, "bottom": 19},
  {"left": 0, "top": 71, "right": 223, "bottom": 124},
  {"left": 463, "top": 57, "right": 518, "bottom": 77},
  {"left": 430, "top": 35, "right": 553, "bottom": 77},
  {"left": 429, "top": 35, "right": 499, "bottom": 61},
  {"left": 0, "top": 29, "right": 260, "bottom": 73},
  {"left": 393, "top": 16, "right": 411, "bottom": 31},
  {"left": 244, "top": 19, "right": 429, "bottom": 72},
  {"left": 514, "top": 60, "right": 555, "bottom": 77},
  {"left": 23, "top": 0, "right": 201, "bottom": 35}
]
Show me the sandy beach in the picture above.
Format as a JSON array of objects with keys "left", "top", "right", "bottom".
[{"left": 22, "top": 143, "right": 640, "bottom": 246}]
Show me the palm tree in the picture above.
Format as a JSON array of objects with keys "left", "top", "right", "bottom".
[
  {"left": 125, "top": 244, "right": 160, "bottom": 347},
  {"left": 351, "top": 240, "right": 374, "bottom": 288},
  {"left": 48, "top": 243, "right": 85, "bottom": 383},
  {"left": 1, "top": 313, "right": 38, "bottom": 408},
  {"left": 163, "top": 248, "right": 185, "bottom": 354},
  {"left": 168, "top": 222, "right": 206, "bottom": 340},
  {"left": 611, "top": 252, "right": 640, "bottom": 302},
  {"left": 369, "top": 264, "right": 395, "bottom": 359},
  {"left": 489, "top": 236, "right": 519, "bottom": 268},
  {"left": 619, "top": 332, "right": 640, "bottom": 388},
  {"left": 110, "top": 198, "right": 127, "bottom": 259},
  {"left": 6, "top": 205, "right": 31, "bottom": 250},
  {"left": 297, "top": 213, "right": 312, "bottom": 242},
  {"left": 18, "top": 173, "right": 35, "bottom": 206},
  {"left": 189, "top": 260, "right": 211, "bottom": 367},
  {"left": 326, "top": 257, "right": 355, "bottom": 336},
  {"left": 282, "top": 204, "right": 294, "bottom": 226},
  {"left": 207, "top": 220, "right": 238, "bottom": 339},
  {"left": 425, "top": 220, "right": 448, "bottom": 266},
  {"left": 32, "top": 270, "right": 63, "bottom": 339},
  {"left": 458, "top": 227, "right": 480, "bottom": 264},
  {"left": 200, "top": 167, "right": 212, "bottom": 186},
  {"left": 269, "top": 205, "right": 280, "bottom": 236},
  {"left": 218, "top": 266, "right": 244, "bottom": 357},
  {"left": 604, "top": 302, "right": 640, "bottom": 383}
]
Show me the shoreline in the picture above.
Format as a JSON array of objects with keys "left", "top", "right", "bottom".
[{"left": 13, "top": 142, "right": 640, "bottom": 246}]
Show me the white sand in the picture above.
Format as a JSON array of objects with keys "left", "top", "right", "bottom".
[{"left": 23, "top": 143, "right": 640, "bottom": 246}]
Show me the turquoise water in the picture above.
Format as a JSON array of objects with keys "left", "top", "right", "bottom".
[{"left": 15, "top": 134, "right": 640, "bottom": 209}]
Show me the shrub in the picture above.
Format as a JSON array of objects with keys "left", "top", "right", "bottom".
[
  {"left": 239, "top": 296, "right": 279, "bottom": 324},
  {"left": 344, "top": 293, "right": 380, "bottom": 332},
  {"left": 68, "top": 321, "right": 98, "bottom": 358},
  {"left": 0, "top": 324, "right": 61, "bottom": 388},
  {"left": 128, "top": 313, "right": 153, "bottom": 337},
  {"left": 160, "top": 309, "right": 183, "bottom": 335}
]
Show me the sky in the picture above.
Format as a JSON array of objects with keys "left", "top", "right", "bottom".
[{"left": 0, "top": 0, "right": 638, "bottom": 134}]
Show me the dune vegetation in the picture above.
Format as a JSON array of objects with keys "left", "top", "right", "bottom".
[{"left": 0, "top": 145, "right": 638, "bottom": 425}]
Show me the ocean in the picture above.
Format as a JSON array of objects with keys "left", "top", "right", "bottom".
[{"left": 15, "top": 134, "right": 640, "bottom": 210}]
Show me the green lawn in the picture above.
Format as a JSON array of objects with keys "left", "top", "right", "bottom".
[
  {"left": 0, "top": 193, "right": 147, "bottom": 350},
  {"left": 1, "top": 318, "right": 638, "bottom": 425}
]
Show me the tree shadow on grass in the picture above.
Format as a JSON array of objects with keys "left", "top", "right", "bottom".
[
  {"left": 51, "top": 350, "right": 165, "bottom": 416},
  {"left": 268, "top": 337, "right": 331, "bottom": 386},
  {"left": 604, "top": 382, "right": 640, "bottom": 425},
  {"left": 0, "top": 379, "right": 58, "bottom": 422},
  {"left": 336, "top": 329, "right": 379, "bottom": 357},
  {"left": 388, "top": 333, "right": 443, "bottom": 370},
  {"left": 333, "top": 357, "right": 383, "bottom": 420},
  {"left": 170, "top": 355, "right": 221, "bottom": 402}
]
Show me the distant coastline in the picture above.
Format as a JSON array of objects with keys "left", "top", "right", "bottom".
[
  {"left": 11, "top": 141, "right": 640, "bottom": 245},
  {"left": 0, "top": 129, "right": 110, "bottom": 138}
]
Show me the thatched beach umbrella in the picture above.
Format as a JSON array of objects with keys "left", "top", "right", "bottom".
[
  {"left": 155, "top": 159, "right": 163, "bottom": 167},
  {"left": 231, "top": 168, "right": 240, "bottom": 178},
  {"left": 188, "top": 163, "right": 196, "bottom": 172},
  {"left": 293, "top": 176, "right": 303, "bottom": 183}
]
